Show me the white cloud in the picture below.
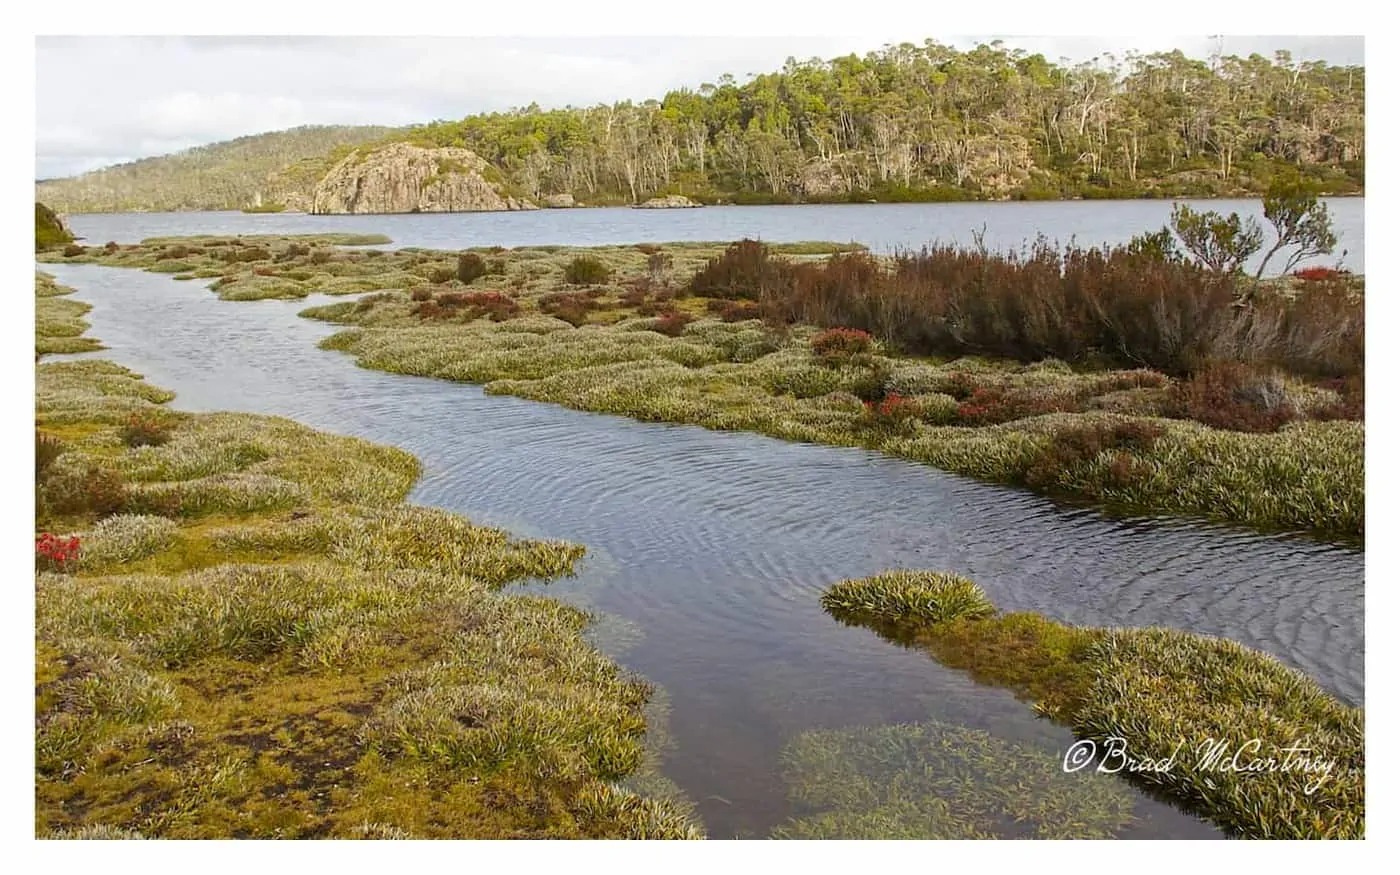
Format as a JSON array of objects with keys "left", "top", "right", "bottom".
[{"left": 34, "top": 35, "right": 1363, "bottom": 179}]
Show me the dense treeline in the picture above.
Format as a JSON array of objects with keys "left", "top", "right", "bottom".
[
  {"left": 36, "top": 41, "right": 1364, "bottom": 213},
  {"left": 36, "top": 125, "right": 394, "bottom": 213},
  {"left": 397, "top": 41, "right": 1364, "bottom": 203}
]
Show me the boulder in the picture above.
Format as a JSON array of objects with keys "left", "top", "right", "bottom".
[{"left": 633, "top": 194, "right": 703, "bottom": 209}]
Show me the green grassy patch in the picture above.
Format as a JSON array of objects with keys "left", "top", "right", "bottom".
[
  {"left": 33, "top": 273, "right": 700, "bottom": 839},
  {"left": 821, "top": 570, "right": 1365, "bottom": 839}
]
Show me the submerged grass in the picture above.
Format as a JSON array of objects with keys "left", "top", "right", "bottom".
[
  {"left": 821, "top": 571, "right": 1365, "bottom": 839},
  {"left": 33, "top": 277, "right": 701, "bottom": 839},
  {"left": 771, "top": 718, "right": 1137, "bottom": 839}
]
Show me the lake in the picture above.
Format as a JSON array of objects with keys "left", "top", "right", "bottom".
[{"left": 66, "top": 198, "right": 1365, "bottom": 276}]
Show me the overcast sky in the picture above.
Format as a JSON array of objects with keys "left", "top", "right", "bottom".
[{"left": 35, "top": 35, "right": 1364, "bottom": 180}]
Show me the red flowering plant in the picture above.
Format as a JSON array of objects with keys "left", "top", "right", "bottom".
[
  {"left": 1293, "top": 266, "right": 1348, "bottom": 282},
  {"left": 860, "top": 392, "right": 921, "bottom": 433},
  {"left": 955, "top": 386, "right": 1006, "bottom": 425},
  {"left": 36, "top": 532, "right": 81, "bottom": 572}
]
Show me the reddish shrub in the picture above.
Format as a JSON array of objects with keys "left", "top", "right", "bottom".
[
  {"left": 541, "top": 291, "right": 603, "bottom": 326},
  {"left": 811, "top": 328, "right": 874, "bottom": 364},
  {"left": 953, "top": 385, "right": 1081, "bottom": 426},
  {"left": 935, "top": 372, "right": 980, "bottom": 401},
  {"left": 1165, "top": 363, "right": 1297, "bottom": 433},
  {"left": 707, "top": 300, "right": 763, "bottom": 322},
  {"left": 1312, "top": 374, "right": 1364, "bottom": 422},
  {"left": 1023, "top": 421, "right": 1166, "bottom": 489},
  {"left": 62, "top": 244, "right": 85, "bottom": 257},
  {"left": 410, "top": 287, "right": 434, "bottom": 302},
  {"left": 412, "top": 301, "right": 451, "bottom": 320},
  {"left": 861, "top": 392, "right": 920, "bottom": 432},
  {"left": 120, "top": 411, "right": 174, "bottom": 448},
  {"left": 651, "top": 312, "right": 695, "bottom": 337},
  {"left": 40, "top": 462, "right": 127, "bottom": 519},
  {"left": 457, "top": 253, "right": 487, "bottom": 284},
  {"left": 689, "top": 239, "right": 794, "bottom": 300}
]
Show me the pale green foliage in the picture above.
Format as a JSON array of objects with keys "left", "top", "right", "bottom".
[
  {"left": 77, "top": 515, "right": 180, "bottom": 571},
  {"left": 1170, "top": 203, "right": 1263, "bottom": 274},
  {"left": 1256, "top": 175, "right": 1339, "bottom": 279}
]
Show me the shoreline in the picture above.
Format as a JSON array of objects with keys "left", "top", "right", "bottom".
[{"left": 52, "top": 191, "right": 1367, "bottom": 218}]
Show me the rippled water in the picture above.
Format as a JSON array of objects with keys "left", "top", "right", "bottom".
[
  {"left": 40, "top": 262, "right": 1364, "bottom": 839},
  {"left": 66, "top": 197, "right": 1365, "bottom": 275}
]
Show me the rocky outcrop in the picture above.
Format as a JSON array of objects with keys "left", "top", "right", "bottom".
[
  {"left": 542, "top": 193, "right": 577, "bottom": 208},
  {"left": 633, "top": 194, "right": 702, "bottom": 209},
  {"left": 799, "top": 159, "right": 851, "bottom": 199},
  {"left": 311, "top": 143, "right": 537, "bottom": 214}
]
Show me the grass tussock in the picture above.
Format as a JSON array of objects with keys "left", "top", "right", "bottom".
[
  {"left": 34, "top": 289, "right": 700, "bottom": 839},
  {"left": 821, "top": 571, "right": 1364, "bottom": 839}
]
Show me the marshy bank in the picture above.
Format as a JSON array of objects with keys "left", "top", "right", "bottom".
[
  {"left": 37, "top": 259, "right": 1362, "bottom": 838},
  {"left": 42, "top": 234, "right": 1364, "bottom": 542},
  {"left": 34, "top": 272, "right": 700, "bottom": 839}
]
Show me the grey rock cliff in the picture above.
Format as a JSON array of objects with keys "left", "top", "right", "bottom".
[{"left": 311, "top": 143, "right": 537, "bottom": 214}]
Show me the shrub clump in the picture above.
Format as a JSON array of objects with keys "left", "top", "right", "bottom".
[
  {"left": 649, "top": 312, "right": 695, "bottom": 337},
  {"left": 1022, "top": 420, "right": 1165, "bottom": 490},
  {"left": 1165, "top": 362, "right": 1297, "bottom": 433},
  {"left": 688, "top": 239, "right": 792, "bottom": 300},
  {"left": 540, "top": 290, "right": 603, "bottom": 326},
  {"left": 38, "top": 459, "right": 128, "bottom": 520},
  {"left": 859, "top": 393, "right": 921, "bottom": 433},
  {"left": 119, "top": 411, "right": 175, "bottom": 448},
  {"left": 822, "top": 571, "right": 995, "bottom": 627},
  {"left": 37, "top": 432, "right": 65, "bottom": 481},
  {"left": 563, "top": 255, "right": 612, "bottom": 286},
  {"left": 811, "top": 328, "right": 874, "bottom": 365},
  {"left": 456, "top": 253, "right": 487, "bottom": 284}
]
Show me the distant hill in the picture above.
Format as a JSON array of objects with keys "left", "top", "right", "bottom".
[
  {"left": 36, "top": 41, "right": 1364, "bottom": 213},
  {"left": 35, "top": 125, "right": 397, "bottom": 213}
]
